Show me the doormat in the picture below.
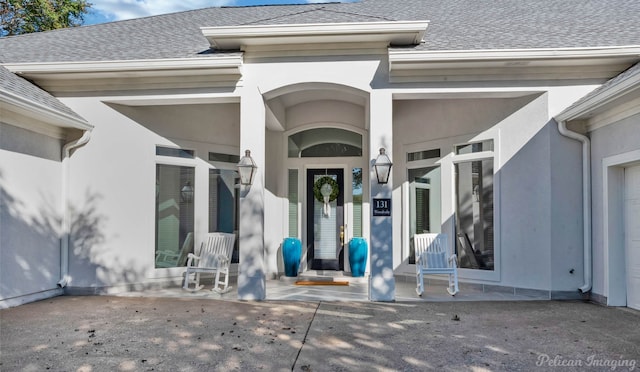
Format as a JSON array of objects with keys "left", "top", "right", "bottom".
[{"left": 294, "top": 280, "right": 349, "bottom": 286}]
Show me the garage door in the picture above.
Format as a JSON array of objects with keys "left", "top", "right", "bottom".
[{"left": 625, "top": 165, "right": 640, "bottom": 310}]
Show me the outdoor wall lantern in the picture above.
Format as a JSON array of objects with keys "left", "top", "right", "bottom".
[
  {"left": 374, "top": 147, "right": 392, "bottom": 184},
  {"left": 237, "top": 149, "right": 258, "bottom": 186},
  {"left": 181, "top": 181, "right": 194, "bottom": 203}
]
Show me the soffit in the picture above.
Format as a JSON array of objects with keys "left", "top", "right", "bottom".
[
  {"left": 388, "top": 46, "right": 640, "bottom": 82},
  {"left": 2, "top": 55, "right": 244, "bottom": 93},
  {"left": 201, "top": 21, "right": 429, "bottom": 50}
]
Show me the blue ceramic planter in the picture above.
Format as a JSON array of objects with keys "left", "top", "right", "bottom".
[
  {"left": 282, "top": 238, "right": 302, "bottom": 277},
  {"left": 349, "top": 238, "right": 368, "bottom": 277}
]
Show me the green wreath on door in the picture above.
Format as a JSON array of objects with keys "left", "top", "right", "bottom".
[{"left": 313, "top": 176, "right": 339, "bottom": 203}]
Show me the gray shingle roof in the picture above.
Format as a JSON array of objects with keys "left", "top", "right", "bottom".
[
  {"left": 413, "top": 0, "right": 640, "bottom": 51},
  {"left": 0, "top": 66, "right": 86, "bottom": 122},
  {"left": 1, "top": 0, "right": 639, "bottom": 63}
]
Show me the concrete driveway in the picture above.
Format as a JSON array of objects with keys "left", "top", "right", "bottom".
[{"left": 1, "top": 296, "right": 639, "bottom": 371}]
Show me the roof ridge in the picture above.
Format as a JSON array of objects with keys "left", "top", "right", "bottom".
[
  {"left": 239, "top": 5, "right": 393, "bottom": 27},
  {"left": 0, "top": 3, "right": 323, "bottom": 38},
  {"left": 221, "top": 2, "right": 342, "bottom": 10},
  {"left": 320, "top": 8, "right": 395, "bottom": 22},
  {"left": 240, "top": 6, "right": 327, "bottom": 26}
]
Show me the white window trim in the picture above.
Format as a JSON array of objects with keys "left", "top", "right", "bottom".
[
  {"left": 400, "top": 153, "right": 443, "bottom": 273},
  {"left": 399, "top": 132, "right": 503, "bottom": 280},
  {"left": 151, "top": 144, "right": 200, "bottom": 278},
  {"left": 151, "top": 160, "right": 197, "bottom": 278},
  {"left": 405, "top": 162, "right": 442, "bottom": 258},
  {"left": 450, "top": 132, "right": 501, "bottom": 282},
  {"left": 150, "top": 141, "right": 241, "bottom": 278}
]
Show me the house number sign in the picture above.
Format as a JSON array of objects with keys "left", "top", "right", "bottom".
[{"left": 373, "top": 198, "right": 391, "bottom": 216}]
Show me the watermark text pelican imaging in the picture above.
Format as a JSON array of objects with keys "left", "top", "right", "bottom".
[{"left": 536, "top": 354, "right": 637, "bottom": 370}]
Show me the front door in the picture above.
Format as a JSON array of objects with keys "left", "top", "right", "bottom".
[{"left": 307, "top": 169, "right": 344, "bottom": 270}]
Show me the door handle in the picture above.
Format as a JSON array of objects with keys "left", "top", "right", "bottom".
[{"left": 340, "top": 225, "right": 344, "bottom": 245}]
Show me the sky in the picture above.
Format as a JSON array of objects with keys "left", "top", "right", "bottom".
[{"left": 84, "top": 0, "right": 353, "bottom": 25}]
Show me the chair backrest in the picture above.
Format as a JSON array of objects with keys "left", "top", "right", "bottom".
[
  {"left": 176, "top": 232, "right": 193, "bottom": 267},
  {"left": 414, "top": 233, "right": 448, "bottom": 268},
  {"left": 456, "top": 233, "right": 479, "bottom": 269},
  {"left": 198, "top": 232, "right": 236, "bottom": 268}
]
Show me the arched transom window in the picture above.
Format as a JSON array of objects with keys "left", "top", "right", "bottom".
[{"left": 288, "top": 128, "right": 362, "bottom": 158}]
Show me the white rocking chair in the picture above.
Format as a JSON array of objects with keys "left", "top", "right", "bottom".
[
  {"left": 183, "top": 232, "right": 236, "bottom": 293},
  {"left": 415, "top": 233, "right": 459, "bottom": 296}
]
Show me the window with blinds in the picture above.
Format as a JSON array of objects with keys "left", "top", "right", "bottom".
[
  {"left": 352, "top": 168, "right": 363, "bottom": 237},
  {"left": 209, "top": 169, "right": 239, "bottom": 263},
  {"left": 408, "top": 166, "right": 441, "bottom": 264},
  {"left": 288, "top": 169, "right": 298, "bottom": 237}
]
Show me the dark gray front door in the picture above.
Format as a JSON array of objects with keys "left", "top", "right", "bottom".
[{"left": 307, "top": 169, "right": 344, "bottom": 270}]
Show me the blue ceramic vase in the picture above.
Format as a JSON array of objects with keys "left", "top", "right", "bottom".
[
  {"left": 349, "top": 238, "right": 368, "bottom": 277},
  {"left": 282, "top": 238, "right": 302, "bottom": 277}
]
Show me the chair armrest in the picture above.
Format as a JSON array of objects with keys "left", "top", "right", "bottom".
[
  {"left": 211, "top": 254, "right": 230, "bottom": 268},
  {"left": 448, "top": 253, "right": 458, "bottom": 266},
  {"left": 185, "top": 253, "right": 200, "bottom": 267},
  {"left": 415, "top": 253, "right": 425, "bottom": 271},
  {"left": 156, "top": 250, "right": 180, "bottom": 260}
]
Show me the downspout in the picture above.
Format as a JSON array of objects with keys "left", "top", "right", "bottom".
[
  {"left": 557, "top": 120, "right": 591, "bottom": 293},
  {"left": 58, "top": 130, "right": 92, "bottom": 288}
]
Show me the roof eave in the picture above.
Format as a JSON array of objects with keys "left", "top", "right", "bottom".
[
  {"left": 555, "top": 66, "right": 640, "bottom": 122},
  {"left": 2, "top": 55, "right": 244, "bottom": 80},
  {"left": 201, "top": 21, "right": 430, "bottom": 50},
  {"left": 0, "top": 90, "right": 92, "bottom": 131},
  {"left": 389, "top": 46, "right": 640, "bottom": 73}
]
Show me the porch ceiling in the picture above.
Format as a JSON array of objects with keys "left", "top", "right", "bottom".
[
  {"left": 265, "top": 83, "right": 368, "bottom": 131},
  {"left": 277, "top": 88, "right": 367, "bottom": 108}
]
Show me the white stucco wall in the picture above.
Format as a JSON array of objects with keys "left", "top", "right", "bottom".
[
  {"left": 392, "top": 91, "right": 586, "bottom": 291},
  {"left": 549, "top": 124, "right": 584, "bottom": 292},
  {"left": 0, "top": 122, "right": 64, "bottom": 306},
  {"left": 493, "top": 96, "right": 553, "bottom": 290},
  {"left": 245, "top": 57, "right": 379, "bottom": 280},
  {"left": 262, "top": 99, "right": 367, "bottom": 276},
  {"left": 22, "top": 50, "right": 603, "bottom": 297},
  {"left": 56, "top": 98, "right": 240, "bottom": 291}
]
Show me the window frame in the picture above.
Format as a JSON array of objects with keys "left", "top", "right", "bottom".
[
  {"left": 151, "top": 144, "right": 242, "bottom": 275},
  {"left": 451, "top": 135, "right": 501, "bottom": 282},
  {"left": 154, "top": 162, "right": 196, "bottom": 271},
  {"left": 407, "top": 165, "right": 442, "bottom": 264}
]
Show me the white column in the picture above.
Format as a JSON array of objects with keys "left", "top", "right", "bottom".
[
  {"left": 368, "top": 90, "right": 396, "bottom": 301},
  {"left": 238, "top": 85, "right": 266, "bottom": 300}
]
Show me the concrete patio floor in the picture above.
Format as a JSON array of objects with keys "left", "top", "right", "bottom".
[
  {"left": 115, "top": 274, "right": 555, "bottom": 303},
  {"left": 1, "top": 295, "right": 638, "bottom": 371},
  {"left": 4, "top": 274, "right": 638, "bottom": 371}
]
